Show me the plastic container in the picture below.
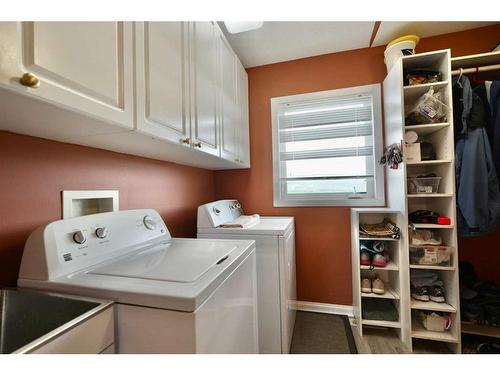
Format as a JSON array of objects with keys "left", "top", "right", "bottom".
[
  {"left": 409, "top": 245, "right": 453, "bottom": 266},
  {"left": 407, "top": 176, "right": 441, "bottom": 194},
  {"left": 384, "top": 40, "right": 416, "bottom": 73}
]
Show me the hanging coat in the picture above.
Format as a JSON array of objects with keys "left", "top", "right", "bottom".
[{"left": 455, "top": 76, "right": 500, "bottom": 236}]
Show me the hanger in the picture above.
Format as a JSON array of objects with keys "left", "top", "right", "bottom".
[{"left": 457, "top": 68, "right": 463, "bottom": 88}]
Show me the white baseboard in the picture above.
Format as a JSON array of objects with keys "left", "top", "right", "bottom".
[{"left": 292, "top": 301, "right": 354, "bottom": 317}]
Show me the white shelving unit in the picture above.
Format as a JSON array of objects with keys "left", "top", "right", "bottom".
[
  {"left": 351, "top": 50, "right": 500, "bottom": 354},
  {"left": 351, "top": 208, "right": 410, "bottom": 350},
  {"left": 380, "top": 49, "right": 461, "bottom": 353}
]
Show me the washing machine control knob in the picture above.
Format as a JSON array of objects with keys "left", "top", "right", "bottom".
[
  {"left": 72, "top": 230, "right": 87, "bottom": 244},
  {"left": 143, "top": 215, "right": 156, "bottom": 230},
  {"left": 95, "top": 227, "right": 108, "bottom": 239}
]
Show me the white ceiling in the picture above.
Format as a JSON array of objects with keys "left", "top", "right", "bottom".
[
  {"left": 372, "top": 21, "right": 497, "bottom": 46},
  {"left": 221, "top": 21, "right": 498, "bottom": 68},
  {"left": 220, "top": 22, "right": 375, "bottom": 68}
]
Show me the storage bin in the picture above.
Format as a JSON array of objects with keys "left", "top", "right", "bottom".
[
  {"left": 409, "top": 245, "right": 453, "bottom": 266},
  {"left": 407, "top": 176, "right": 441, "bottom": 194}
]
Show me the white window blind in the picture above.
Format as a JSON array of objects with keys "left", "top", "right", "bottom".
[{"left": 271, "top": 84, "right": 384, "bottom": 207}]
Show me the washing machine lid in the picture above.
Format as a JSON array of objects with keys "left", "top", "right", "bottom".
[{"left": 88, "top": 240, "right": 237, "bottom": 283}]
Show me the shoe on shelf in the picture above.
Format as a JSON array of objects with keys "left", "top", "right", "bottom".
[
  {"left": 477, "top": 342, "right": 500, "bottom": 354},
  {"left": 372, "top": 277, "right": 385, "bottom": 295},
  {"left": 360, "top": 251, "right": 371, "bottom": 266},
  {"left": 429, "top": 286, "right": 446, "bottom": 303},
  {"left": 372, "top": 252, "right": 387, "bottom": 267},
  {"left": 361, "top": 278, "right": 372, "bottom": 293},
  {"left": 411, "top": 286, "right": 430, "bottom": 302}
]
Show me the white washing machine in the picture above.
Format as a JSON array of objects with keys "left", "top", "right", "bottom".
[
  {"left": 18, "top": 209, "right": 258, "bottom": 354},
  {"left": 197, "top": 200, "right": 296, "bottom": 354}
]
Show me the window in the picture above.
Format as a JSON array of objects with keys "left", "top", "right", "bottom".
[{"left": 271, "top": 84, "right": 384, "bottom": 207}]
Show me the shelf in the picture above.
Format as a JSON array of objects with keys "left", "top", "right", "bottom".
[
  {"left": 404, "top": 81, "right": 448, "bottom": 91},
  {"left": 362, "top": 287, "right": 400, "bottom": 300},
  {"left": 403, "top": 82, "right": 449, "bottom": 105},
  {"left": 403, "top": 82, "right": 449, "bottom": 103},
  {"left": 411, "top": 299, "right": 457, "bottom": 313},
  {"left": 410, "top": 264, "right": 456, "bottom": 271},
  {"left": 461, "top": 321, "right": 500, "bottom": 338},
  {"left": 362, "top": 319, "right": 401, "bottom": 329},
  {"left": 451, "top": 51, "right": 500, "bottom": 70},
  {"left": 412, "top": 223, "right": 454, "bottom": 229},
  {"left": 407, "top": 193, "right": 453, "bottom": 198},
  {"left": 360, "top": 260, "right": 399, "bottom": 271},
  {"left": 359, "top": 236, "right": 399, "bottom": 241},
  {"left": 406, "top": 159, "right": 452, "bottom": 166},
  {"left": 412, "top": 339, "right": 454, "bottom": 354},
  {"left": 411, "top": 318, "right": 459, "bottom": 343},
  {"left": 404, "top": 122, "right": 450, "bottom": 135}
]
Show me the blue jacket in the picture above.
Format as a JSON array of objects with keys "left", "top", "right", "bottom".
[
  {"left": 455, "top": 77, "right": 500, "bottom": 236},
  {"left": 456, "top": 127, "right": 500, "bottom": 236}
]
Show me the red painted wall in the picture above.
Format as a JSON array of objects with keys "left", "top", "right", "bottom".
[
  {"left": 0, "top": 131, "right": 215, "bottom": 287},
  {"left": 215, "top": 24, "right": 500, "bottom": 305},
  {"left": 1, "top": 25, "right": 499, "bottom": 303}
]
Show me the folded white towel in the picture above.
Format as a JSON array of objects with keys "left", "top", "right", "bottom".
[{"left": 220, "top": 214, "right": 260, "bottom": 228}]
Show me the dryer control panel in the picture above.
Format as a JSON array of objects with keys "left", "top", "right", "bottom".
[{"left": 197, "top": 200, "right": 244, "bottom": 229}]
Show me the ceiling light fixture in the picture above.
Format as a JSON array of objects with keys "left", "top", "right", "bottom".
[{"left": 224, "top": 22, "right": 264, "bottom": 34}]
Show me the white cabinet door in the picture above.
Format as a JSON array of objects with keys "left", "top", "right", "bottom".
[
  {"left": 218, "top": 32, "right": 239, "bottom": 162},
  {"left": 236, "top": 60, "right": 250, "bottom": 167},
  {"left": 0, "top": 22, "right": 134, "bottom": 129},
  {"left": 190, "top": 22, "right": 219, "bottom": 156},
  {"left": 135, "top": 22, "right": 190, "bottom": 144}
]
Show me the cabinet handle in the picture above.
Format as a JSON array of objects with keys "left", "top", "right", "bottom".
[
  {"left": 180, "top": 137, "right": 190, "bottom": 144},
  {"left": 19, "top": 72, "right": 40, "bottom": 88},
  {"left": 192, "top": 142, "right": 202, "bottom": 148}
]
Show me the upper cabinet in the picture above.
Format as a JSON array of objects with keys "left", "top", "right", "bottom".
[
  {"left": 189, "top": 22, "right": 220, "bottom": 156},
  {"left": 218, "top": 32, "right": 239, "bottom": 163},
  {"left": 0, "top": 22, "right": 134, "bottom": 130},
  {"left": 0, "top": 22, "right": 249, "bottom": 170},
  {"left": 218, "top": 31, "right": 250, "bottom": 166},
  {"left": 135, "top": 22, "right": 190, "bottom": 144},
  {"left": 236, "top": 60, "right": 250, "bottom": 167}
]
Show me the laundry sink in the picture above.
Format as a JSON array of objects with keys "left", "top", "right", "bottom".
[{"left": 0, "top": 288, "right": 113, "bottom": 354}]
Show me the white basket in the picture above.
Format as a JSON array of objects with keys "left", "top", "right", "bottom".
[{"left": 407, "top": 177, "right": 441, "bottom": 194}]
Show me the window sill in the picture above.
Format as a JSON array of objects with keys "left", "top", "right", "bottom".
[{"left": 273, "top": 197, "right": 386, "bottom": 207}]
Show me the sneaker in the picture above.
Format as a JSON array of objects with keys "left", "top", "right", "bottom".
[
  {"left": 477, "top": 342, "right": 500, "bottom": 354},
  {"left": 372, "top": 277, "right": 385, "bottom": 295},
  {"left": 429, "top": 286, "right": 446, "bottom": 303},
  {"left": 360, "top": 251, "right": 371, "bottom": 266},
  {"left": 412, "top": 286, "right": 430, "bottom": 301},
  {"left": 361, "top": 278, "right": 372, "bottom": 293},
  {"left": 372, "top": 252, "right": 387, "bottom": 267}
]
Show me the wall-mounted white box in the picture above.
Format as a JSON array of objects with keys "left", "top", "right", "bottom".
[{"left": 62, "top": 190, "right": 119, "bottom": 219}]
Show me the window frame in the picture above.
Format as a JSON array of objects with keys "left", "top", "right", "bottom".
[{"left": 271, "top": 84, "right": 385, "bottom": 207}]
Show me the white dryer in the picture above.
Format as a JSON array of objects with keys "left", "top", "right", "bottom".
[
  {"left": 197, "top": 200, "right": 296, "bottom": 354},
  {"left": 18, "top": 209, "right": 258, "bottom": 354}
]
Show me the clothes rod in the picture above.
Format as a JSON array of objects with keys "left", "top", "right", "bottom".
[{"left": 451, "top": 64, "right": 500, "bottom": 76}]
